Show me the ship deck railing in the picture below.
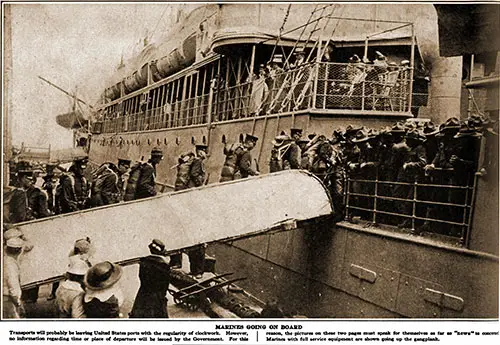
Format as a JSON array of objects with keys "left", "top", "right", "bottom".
[
  {"left": 96, "top": 61, "right": 414, "bottom": 134},
  {"left": 344, "top": 168, "right": 478, "bottom": 248}
]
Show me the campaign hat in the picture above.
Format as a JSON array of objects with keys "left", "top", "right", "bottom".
[
  {"left": 351, "top": 129, "right": 370, "bottom": 143},
  {"left": 367, "top": 129, "right": 380, "bottom": 140},
  {"left": 244, "top": 134, "right": 259, "bottom": 143},
  {"left": 117, "top": 158, "right": 132, "bottom": 166},
  {"left": 73, "top": 156, "right": 89, "bottom": 164},
  {"left": 17, "top": 168, "right": 34, "bottom": 180},
  {"left": 436, "top": 117, "right": 461, "bottom": 137},
  {"left": 454, "top": 124, "right": 482, "bottom": 139},
  {"left": 195, "top": 143, "right": 209, "bottom": 151},
  {"left": 151, "top": 147, "right": 164, "bottom": 158},
  {"left": 6, "top": 237, "right": 24, "bottom": 249},
  {"left": 4, "top": 227, "right": 24, "bottom": 241},
  {"left": 422, "top": 122, "right": 439, "bottom": 136},
  {"left": 84, "top": 261, "right": 123, "bottom": 291},
  {"left": 405, "top": 129, "right": 425, "bottom": 142},
  {"left": 149, "top": 239, "right": 167, "bottom": 256},
  {"left": 272, "top": 134, "right": 291, "bottom": 147},
  {"left": 290, "top": 128, "right": 303, "bottom": 137},
  {"left": 390, "top": 122, "right": 406, "bottom": 134},
  {"left": 349, "top": 54, "right": 361, "bottom": 63},
  {"left": 297, "top": 137, "right": 310, "bottom": 144}
]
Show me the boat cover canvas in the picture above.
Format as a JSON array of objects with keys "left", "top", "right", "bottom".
[{"left": 13, "top": 170, "right": 332, "bottom": 286}]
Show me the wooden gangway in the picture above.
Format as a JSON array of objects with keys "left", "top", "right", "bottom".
[{"left": 12, "top": 170, "right": 333, "bottom": 288}]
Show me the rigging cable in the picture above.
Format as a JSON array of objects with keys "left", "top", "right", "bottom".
[{"left": 270, "top": 4, "right": 292, "bottom": 62}]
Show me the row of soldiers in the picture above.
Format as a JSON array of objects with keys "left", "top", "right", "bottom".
[
  {"left": 5, "top": 113, "right": 495, "bottom": 235},
  {"left": 268, "top": 115, "right": 497, "bottom": 236}
]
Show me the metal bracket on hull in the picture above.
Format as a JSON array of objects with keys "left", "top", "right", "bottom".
[
  {"left": 424, "top": 288, "right": 465, "bottom": 312},
  {"left": 349, "top": 264, "right": 377, "bottom": 283}
]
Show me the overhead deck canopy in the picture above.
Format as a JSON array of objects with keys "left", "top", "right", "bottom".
[{"left": 13, "top": 170, "right": 333, "bottom": 286}]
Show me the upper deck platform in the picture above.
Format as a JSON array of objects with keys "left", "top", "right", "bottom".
[{"left": 95, "top": 60, "right": 413, "bottom": 135}]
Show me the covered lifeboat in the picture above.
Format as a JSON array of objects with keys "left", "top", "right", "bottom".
[
  {"left": 55, "top": 110, "right": 88, "bottom": 130},
  {"left": 100, "top": 6, "right": 204, "bottom": 102}
]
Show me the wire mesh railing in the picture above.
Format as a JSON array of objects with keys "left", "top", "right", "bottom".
[
  {"left": 345, "top": 169, "right": 478, "bottom": 247},
  {"left": 96, "top": 61, "right": 413, "bottom": 134}
]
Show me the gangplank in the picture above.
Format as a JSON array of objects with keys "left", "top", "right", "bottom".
[{"left": 12, "top": 170, "right": 333, "bottom": 288}]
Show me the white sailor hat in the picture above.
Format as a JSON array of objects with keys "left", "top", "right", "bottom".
[{"left": 6, "top": 237, "right": 24, "bottom": 249}]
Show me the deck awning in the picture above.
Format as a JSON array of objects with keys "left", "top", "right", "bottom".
[{"left": 13, "top": 170, "right": 333, "bottom": 286}]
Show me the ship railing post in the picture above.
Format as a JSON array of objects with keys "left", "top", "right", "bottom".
[
  {"left": 372, "top": 170, "right": 379, "bottom": 225},
  {"left": 311, "top": 61, "right": 319, "bottom": 110},
  {"left": 408, "top": 23, "right": 415, "bottom": 114},
  {"left": 345, "top": 177, "right": 351, "bottom": 221},
  {"left": 463, "top": 172, "right": 478, "bottom": 248},
  {"left": 206, "top": 79, "right": 215, "bottom": 146},
  {"left": 411, "top": 179, "right": 417, "bottom": 232}
]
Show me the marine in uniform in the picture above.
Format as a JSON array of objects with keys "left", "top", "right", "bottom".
[
  {"left": 238, "top": 134, "right": 260, "bottom": 178},
  {"left": 24, "top": 169, "right": 50, "bottom": 219},
  {"left": 135, "top": 148, "right": 163, "bottom": 200},
  {"left": 7, "top": 169, "right": 31, "bottom": 224},
  {"left": 130, "top": 239, "right": 171, "bottom": 318},
  {"left": 189, "top": 144, "right": 209, "bottom": 188},
  {"left": 90, "top": 162, "right": 120, "bottom": 207},
  {"left": 56, "top": 157, "right": 90, "bottom": 214},
  {"left": 285, "top": 128, "right": 303, "bottom": 169},
  {"left": 348, "top": 129, "right": 376, "bottom": 220},
  {"left": 42, "top": 164, "right": 56, "bottom": 213},
  {"left": 172, "top": 144, "right": 209, "bottom": 270},
  {"left": 220, "top": 141, "right": 244, "bottom": 182},
  {"left": 395, "top": 129, "right": 427, "bottom": 230},
  {"left": 269, "top": 133, "right": 292, "bottom": 172},
  {"left": 422, "top": 118, "right": 461, "bottom": 234},
  {"left": 116, "top": 158, "right": 132, "bottom": 201}
]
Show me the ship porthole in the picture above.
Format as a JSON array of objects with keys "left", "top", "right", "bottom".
[
  {"left": 202, "top": 135, "right": 207, "bottom": 144},
  {"left": 221, "top": 135, "right": 226, "bottom": 144},
  {"left": 164, "top": 138, "right": 168, "bottom": 145}
]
